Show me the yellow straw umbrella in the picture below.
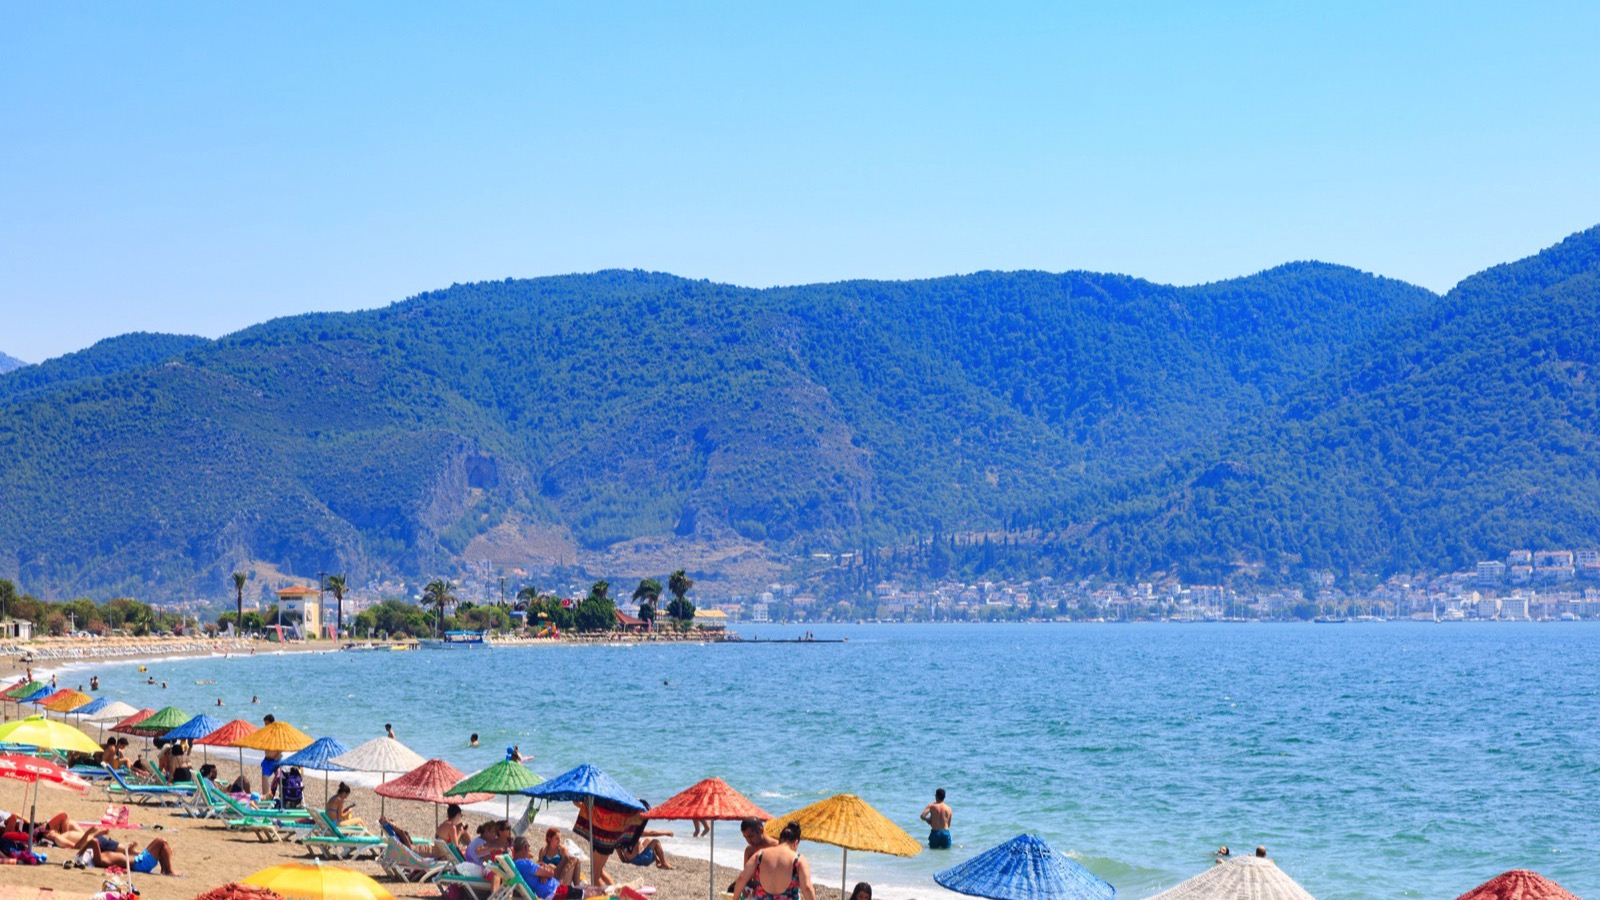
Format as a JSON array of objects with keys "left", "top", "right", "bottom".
[
  {"left": 0, "top": 715, "right": 103, "bottom": 755},
  {"left": 241, "top": 861, "right": 396, "bottom": 900},
  {"left": 40, "top": 690, "right": 93, "bottom": 715},
  {"left": 764, "top": 794, "right": 923, "bottom": 896},
  {"left": 233, "top": 721, "right": 315, "bottom": 754}
]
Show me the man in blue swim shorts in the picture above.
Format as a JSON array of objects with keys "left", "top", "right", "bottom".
[
  {"left": 87, "top": 837, "right": 177, "bottom": 875},
  {"left": 921, "top": 788, "right": 953, "bottom": 849}
]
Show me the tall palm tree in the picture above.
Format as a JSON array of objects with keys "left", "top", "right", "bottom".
[
  {"left": 324, "top": 573, "right": 347, "bottom": 637},
  {"left": 632, "top": 577, "right": 662, "bottom": 628},
  {"left": 667, "top": 568, "right": 695, "bottom": 628},
  {"left": 423, "top": 579, "right": 457, "bottom": 637},
  {"left": 231, "top": 572, "right": 247, "bottom": 635}
]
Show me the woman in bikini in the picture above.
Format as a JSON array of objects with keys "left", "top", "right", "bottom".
[{"left": 731, "top": 822, "right": 816, "bottom": 900}]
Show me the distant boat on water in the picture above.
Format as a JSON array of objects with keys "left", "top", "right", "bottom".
[
  {"left": 1313, "top": 615, "right": 1350, "bottom": 624},
  {"left": 420, "top": 630, "right": 491, "bottom": 649}
]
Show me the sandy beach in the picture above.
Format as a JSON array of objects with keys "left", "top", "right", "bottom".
[{"left": 2, "top": 640, "right": 842, "bottom": 900}]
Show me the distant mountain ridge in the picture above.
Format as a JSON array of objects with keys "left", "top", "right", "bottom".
[
  {"left": 1, "top": 227, "right": 1596, "bottom": 600},
  {"left": 0, "top": 351, "right": 25, "bottom": 374}
]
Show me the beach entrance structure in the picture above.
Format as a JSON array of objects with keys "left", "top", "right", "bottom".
[
  {"left": 330, "top": 736, "right": 426, "bottom": 816},
  {"left": 1454, "top": 870, "right": 1581, "bottom": 900},
  {"left": 281, "top": 736, "right": 351, "bottom": 804},
  {"left": 447, "top": 758, "right": 542, "bottom": 822},
  {"left": 1146, "top": 856, "right": 1316, "bottom": 900},
  {"left": 935, "top": 834, "right": 1115, "bottom": 900},
  {"left": 524, "top": 763, "right": 645, "bottom": 888},
  {"left": 377, "top": 758, "right": 491, "bottom": 830},
  {"left": 764, "top": 793, "right": 923, "bottom": 898},
  {"left": 645, "top": 778, "right": 771, "bottom": 900}
]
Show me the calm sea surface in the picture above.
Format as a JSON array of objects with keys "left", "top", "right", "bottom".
[{"left": 59, "top": 623, "right": 1600, "bottom": 899}]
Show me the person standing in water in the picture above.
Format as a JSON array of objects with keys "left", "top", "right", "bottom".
[{"left": 921, "top": 788, "right": 953, "bottom": 849}]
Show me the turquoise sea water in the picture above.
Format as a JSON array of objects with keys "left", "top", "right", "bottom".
[{"left": 56, "top": 624, "right": 1600, "bottom": 899}]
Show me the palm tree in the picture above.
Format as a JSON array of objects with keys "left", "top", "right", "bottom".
[
  {"left": 423, "top": 579, "right": 457, "bottom": 637},
  {"left": 324, "top": 574, "right": 347, "bottom": 637},
  {"left": 231, "top": 572, "right": 247, "bottom": 635},
  {"left": 666, "top": 568, "right": 695, "bottom": 628},
  {"left": 632, "top": 578, "right": 662, "bottom": 628}
]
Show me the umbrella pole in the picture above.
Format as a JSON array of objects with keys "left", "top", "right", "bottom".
[
  {"left": 708, "top": 821, "right": 716, "bottom": 900},
  {"left": 841, "top": 847, "right": 848, "bottom": 899}
]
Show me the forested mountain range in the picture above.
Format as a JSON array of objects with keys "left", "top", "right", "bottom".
[
  {"left": 0, "top": 351, "right": 26, "bottom": 374},
  {"left": 1, "top": 226, "right": 1596, "bottom": 600}
]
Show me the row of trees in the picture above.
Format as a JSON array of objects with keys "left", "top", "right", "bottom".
[
  {"left": 218, "top": 570, "right": 697, "bottom": 639},
  {"left": 0, "top": 579, "right": 185, "bottom": 637}
]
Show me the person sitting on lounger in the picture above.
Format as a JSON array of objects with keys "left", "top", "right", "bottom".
[
  {"left": 326, "top": 782, "right": 360, "bottom": 825},
  {"left": 487, "top": 837, "right": 579, "bottom": 900},
  {"left": 431, "top": 804, "right": 470, "bottom": 860},
  {"left": 538, "top": 827, "right": 583, "bottom": 884}
]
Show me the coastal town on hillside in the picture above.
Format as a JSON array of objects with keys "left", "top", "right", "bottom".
[{"left": 141, "top": 545, "right": 1600, "bottom": 631}]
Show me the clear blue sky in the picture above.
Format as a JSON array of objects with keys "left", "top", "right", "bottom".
[{"left": 3, "top": 2, "right": 1597, "bottom": 361}]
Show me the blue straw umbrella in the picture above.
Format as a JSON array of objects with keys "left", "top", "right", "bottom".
[
  {"left": 280, "top": 736, "right": 350, "bottom": 804},
  {"left": 524, "top": 763, "right": 646, "bottom": 885},
  {"left": 163, "top": 713, "right": 223, "bottom": 764},
  {"left": 935, "top": 834, "right": 1116, "bottom": 900}
]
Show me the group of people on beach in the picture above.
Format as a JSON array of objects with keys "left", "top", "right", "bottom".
[{"left": 0, "top": 810, "right": 179, "bottom": 875}]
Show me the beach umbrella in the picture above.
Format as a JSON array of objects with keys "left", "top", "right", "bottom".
[
  {"left": 375, "top": 758, "right": 491, "bottom": 829},
  {"left": 935, "top": 834, "right": 1115, "bottom": 900},
  {"left": 645, "top": 778, "right": 771, "bottom": 900},
  {"left": 122, "top": 705, "right": 191, "bottom": 736},
  {"left": 0, "top": 714, "right": 103, "bottom": 754},
  {"left": 241, "top": 860, "right": 396, "bottom": 900},
  {"left": 1, "top": 680, "right": 42, "bottom": 719},
  {"left": 448, "top": 758, "right": 542, "bottom": 821},
  {"left": 34, "top": 688, "right": 87, "bottom": 716},
  {"left": 281, "top": 737, "right": 351, "bottom": 804},
  {"left": 0, "top": 753, "right": 92, "bottom": 855},
  {"left": 525, "top": 763, "right": 644, "bottom": 886},
  {"left": 164, "top": 714, "right": 224, "bottom": 764},
  {"left": 195, "top": 718, "right": 259, "bottom": 781},
  {"left": 764, "top": 794, "right": 922, "bottom": 897},
  {"left": 330, "top": 737, "right": 426, "bottom": 816},
  {"left": 111, "top": 708, "right": 157, "bottom": 734},
  {"left": 1454, "top": 870, "right": 1581, "bottom": 900},
  {"left": 79, "top": 699, "right": 139, "bottom": 740},
  {"left": 1146, "top": 856, "right": 1316, "bottom": 900},
  {"left": 17, "top": 685, "right": 52, "bottom": 704}
]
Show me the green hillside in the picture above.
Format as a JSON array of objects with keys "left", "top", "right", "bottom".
[
  {"left": 7, "top": 227, "right": 1596, "bottom": 600},
  {"left": 1077, "top": 226, "right": 1600, "bottom": 582},
  {"left": 0, "top": 351, "right": 25, "bottom": 374}
]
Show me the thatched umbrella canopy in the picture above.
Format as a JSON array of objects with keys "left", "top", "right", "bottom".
[{"left": 1145, "top": 856, "right": 1315, "bottom": 900}]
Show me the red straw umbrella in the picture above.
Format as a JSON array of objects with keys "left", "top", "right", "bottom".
[
  {"left": 375, "top": 759, "right": 493, "bottom": 830},
  {"left": 645, "top": 778, "right": 771, "bottom": 900},
  {"left": 193, "top": 719, "right": 259, "bottom": 787},
  {"left": 0, "top": 753, "right": 92, "bottom": 855},
  {"left": 1455, "top": 870, "right": 1581, "bottom": 900}
]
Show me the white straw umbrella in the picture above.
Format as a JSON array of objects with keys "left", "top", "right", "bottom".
[
  {"left": 1146, "top": 856, "right": 1317, "bottom": 900},
  {"left": 79, "top": 701, "right": 140, "bottom": 741},
  {"left": 329, "top": 736, "right": 425, "bottom": 816}
]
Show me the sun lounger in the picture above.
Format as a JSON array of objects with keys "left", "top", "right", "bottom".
[
  {"left": 438, "top": 867, "right": 495, "bottom": 900},
  {"left": 303, "top": 810, "right": 383, "bottom": 860},
  {"left": 197, "top": 776, "right": 310, "bottom": 821},
  {"left": 379, "top": 821, "right": 448, "bottom": 883},
  {"left": 103, "top": 766, "right": 194, "bottom": 806}
]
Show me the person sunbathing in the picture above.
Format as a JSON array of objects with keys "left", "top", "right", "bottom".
[
  {"left": 431, "top": 804, "right": 470, "bottom": 860},
  {"left": 81, "top": 837, "right": 178, "bottom": 875},
  {"left": 538, "top": 827, "right": 583, "bottom": 884},
  {"left": 615, "top": 830, "right": 673, "bottom": 870},
  {"left": 39, "top": 812, "right": 111, "bottom": 851}
]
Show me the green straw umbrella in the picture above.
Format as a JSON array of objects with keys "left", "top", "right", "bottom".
[{"left": 446, "top": 758, "right": 543, "bottom": 821}]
